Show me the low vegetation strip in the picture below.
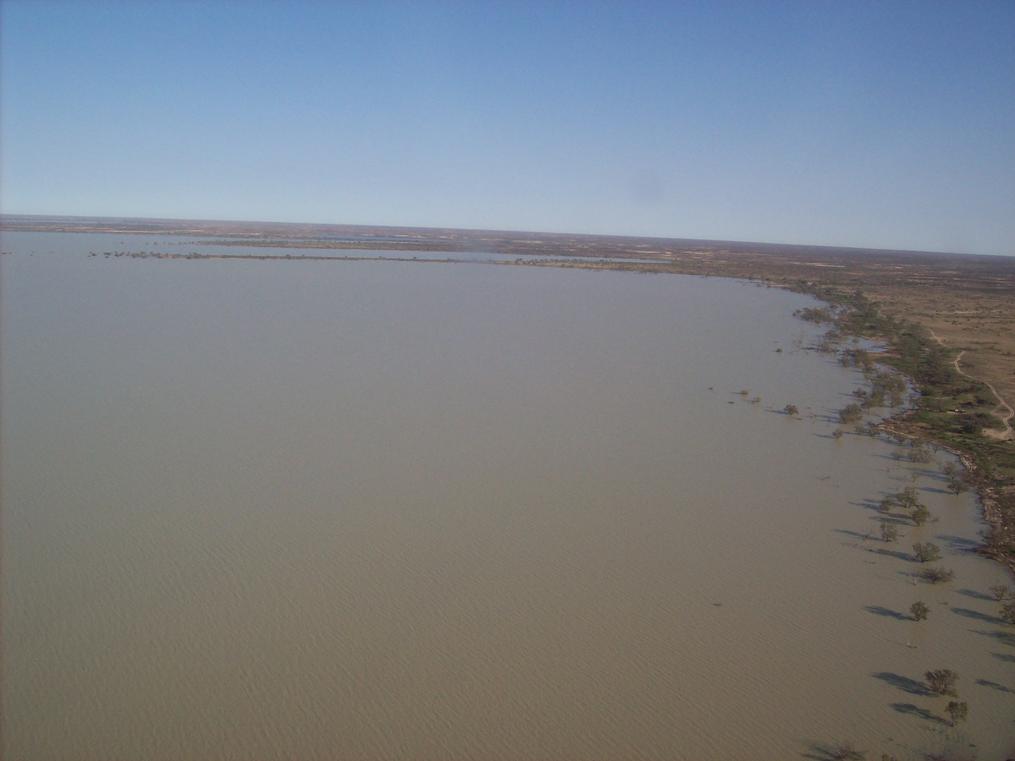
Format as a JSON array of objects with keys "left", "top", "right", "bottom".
[{"left": 794, "top": 285, "right": 1015, "bottom": 574}]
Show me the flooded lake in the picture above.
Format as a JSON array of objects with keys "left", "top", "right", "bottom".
[{"left": 2, "top": 231, "right": 1013, "bottom": 760}]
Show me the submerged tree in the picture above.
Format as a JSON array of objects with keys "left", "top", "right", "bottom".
[
  {"left": 945, "top": 700, "right": 968, "bottom": 726},
  {"left": 921, "top": 567, "right": 955, "bottom": 584},
  {"left": 909, "top": 442, "right": 933, "bottom": 464},
  {"left": 896, "top": 486, "right": 919, "bottom": 510},
  {"left": 828, "top": 741, "right": 866, "bottom": 761},
  {"left": 1001, "top": 601, "right": 1015, "bottom": 626},
  {"left": 925, "top": 669, "right": 959, "bottom": 697},
  {"left": 946, "top": 472, "right": 969, "bottom": 495},
  {"left": 912, "top": 542, "right": 942, "bottom": 563},
  {"left": 910, "top": 601, "right": 929, "bottom": 621},
  {"left": 880, "top": 520, "right": 899, "bottom": 543},
  {"left": 839, "top": 403, "right": 864, "bottom": 424},
  {"left": 990, "top": 584, "right": 1012, "bottom": 602},
  {"left": 942, "top": 461, "right": 970, "bottom": 494},
  {"left": 784, "top": 404, "right": 799, "bottom": 416},
  {"left": 864, "top": 388, "right": 886, "bottom": 409},
  {"left": 795, "top": 306, "right": 833, "bottom": 323},
  {"left": 911, "top": 504, "right": 931, "bottom": 526}
]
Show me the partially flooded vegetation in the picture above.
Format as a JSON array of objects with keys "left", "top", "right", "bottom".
[
  {"left": 1, "top": 230, "right": 1012, "bottom": 760},
  {"left": 792, "top": 285, "right": 1015, "bottom": 576}
]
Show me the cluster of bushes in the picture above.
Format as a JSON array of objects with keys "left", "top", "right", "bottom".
[
  {"left": 790, "top": 289, "right": 1014, "bottom": 752},
  {"left": 839, "top": 403, "right": 864, "bottom": 424},
  {"left": 912, "top": 541, "right": 941, "bottom": 563},
  {"left": 795, "top": 286, "right": 1014, "bottom": 564},
  {"left": 840, "top": 347, "right": 875, "bottom": 372},
  {"left": 920, "top": 566, "right": 955, "bottom": 584},
  {"left": 878, "top": 486, "right": 933, "bottom": 527},
  {"left": 868, "top": 370, "right": 907, "bottom": 407},
  {"left": 942, "top": 461, "right": 970, "bottom": 494},
  {"left": 794, "top": 306, "right": 834, "bottom": 323},
  {"left": 992, "top": 584, "right": 1015, "bottom": 625},
  {"left": 923, "top": 670, "right": 968, "bottom": 726}
]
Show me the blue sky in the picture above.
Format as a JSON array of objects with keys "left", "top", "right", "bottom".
[{"left": 2, "top": 1, "right": 1013, "bottom": 255}]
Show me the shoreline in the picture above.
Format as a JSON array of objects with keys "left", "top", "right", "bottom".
[
  {"left": 3, "top": 234, "right": 1014, "bottom": 755},
  {"left": 787, "top": 284, "right": 1015, "bottom": 582},
  {"left": 4, "top": 233, "right": 1013, "bottom": 581}
]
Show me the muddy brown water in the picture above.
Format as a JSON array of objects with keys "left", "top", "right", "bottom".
[{"left": 2, "top": 231, "right": 1013, "bottom": 760}]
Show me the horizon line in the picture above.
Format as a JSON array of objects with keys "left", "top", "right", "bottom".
[{"left": 1, "top": 211, "right": 1009, "bottom": 260}]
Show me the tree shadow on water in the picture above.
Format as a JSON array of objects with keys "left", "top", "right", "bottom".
[
  {"left": 849, "top": 499, "right": 880, "bottom": 511},
  {"left": 871, "top": 452, "right": 901, "bottom": 462},
  {"left": 865, "top": 605, "right": 911, "bottom": 621},
  {"left": 800, "top": 741, "right": 866, "bottom": 760},
  {"left": 873, "top": 672, "right": 931, "bottom": 696},
  {"left": 933, "top": 534, "right": 981, "bottom": 553},
  {"left": 952, "top": 607, "right": 1005, "bottom": 626},
  {"left": 834, "top": 528, "right": 872, "bottom": 541},
  {"left": 876, "top": 514, "right": 910, "bottom": 525},
  {"left": 866, "top": 547, "right": 913, "bottom": 562},
  {"left": 891, "top": 702, "right": 947, "bottom": 725},
  {"left": 976, "top": 678, "right": 1014, "bottom": 694},
  {"left": 957, "top": 587, "right": 994, "bottom": 602},
  {"left": 897, "top": 569, "right": 926, "bottom": 584},
  {"left": 974, "top": 629, "right": 1015, "bottom": 647}
]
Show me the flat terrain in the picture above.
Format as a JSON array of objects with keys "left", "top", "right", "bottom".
[
  {"left": 5, "top": 214, "right": 1013, "bottom": 425},
  {"left": 9, "top": 215, "right": 1014, "bottom": 571},
  {"left": 3, "top": 231, "right": 1013, "bottom": 759}
]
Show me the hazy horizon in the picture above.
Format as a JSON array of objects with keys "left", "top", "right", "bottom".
[
  {"left": 2, "top": 211, "right": 1011, "bottom": 260},
  {"left": 2, "top": 2, "right": 1013, "bottom": 257}
]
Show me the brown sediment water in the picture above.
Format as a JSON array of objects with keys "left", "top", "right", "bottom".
[{"left": 1, "top": 232, "right": 1012, "bottom": 760}]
